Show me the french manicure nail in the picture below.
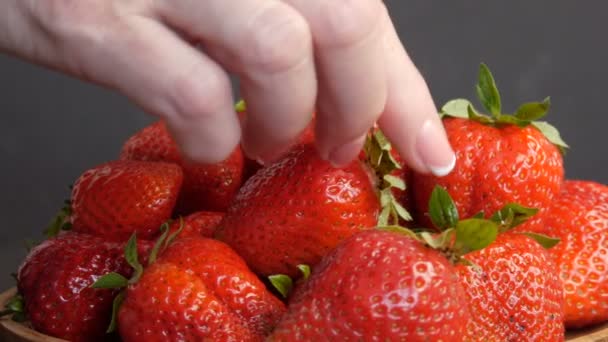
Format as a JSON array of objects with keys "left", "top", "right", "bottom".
[{"left": 416, "top": 119, "right": 457, "bottom": 177}]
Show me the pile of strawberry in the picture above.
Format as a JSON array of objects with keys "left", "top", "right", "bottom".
[{"left": 2, "top": 64, "right": 607, "bottom": 342}]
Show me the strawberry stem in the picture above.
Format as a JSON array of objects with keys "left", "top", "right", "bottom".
[{"left": 440, "top": 63, "right": 569, "bottom": 152}]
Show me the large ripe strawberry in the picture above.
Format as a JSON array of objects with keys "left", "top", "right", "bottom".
[
  {"left": 13, "top": 232, "right": 152, "bottom": 342},
  {"left": 424, "top": 185, "right": 566, "bottom": 340},
  {"left": 120, "top": 120, "right": 244, "bottom": 213},
  {"left": 412, "top": 64, "right": 566, "bottom": 232},
  {"left": 539, "top": 180, "right": 608, "bottom": 329},
  {"left": 268, "top": 229, "right": 471, "bottom": 341},
  {"left": 112, "top": 236, "right": 286, "bottom": 341},
  {"left": 70, "top": 160, "right": 183, "bottom": 240},
  {"left": 456, "top": 232, "right": 565, "bottom": 341},
  {"left": 214, "top": 142, "right": 383, "bottom": 278}
]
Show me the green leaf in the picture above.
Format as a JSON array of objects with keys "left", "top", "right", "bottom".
[
  {"left": 91, "top": 273, "right": 129, "bottom": 289},
  {"left": 515, "top": 97, "right": 551, "bottom": 121},
  {"left": 0, "top": 294, "right": 25, "bottom": 319},
  {"left": 379, "top": 188, "right": 392, "bottom": 208},
  {"left": 106, "top": 291, "right": 126, "bottom": 333},
  {"left": 376, "top": 225, "right": 419, "bottom": 239},
  {"left": 428, "top": 186, "right": 459, "bottom": 230},
  {"left": 476, "top": 63, "right": 502, "bottom": 116},
  {"left": 521, "top": 232, "right": 561, "bottom": 249},
  {"left": 441, "top": 98, "right": 474, "bottom": 119},
  {"left": 472, "top": 211, "right": 485, "bottom": 219},
  {"left": 383, "top": 174, "right": 406, "bottom": 191},
  {"left": 419, "top": 229, "right": 454, "bottom": 250},
  {"left": 5, "top": 294, "right": 24, "bottom": 313},
  {"left": 490, "top": 203, "right": 539, "bottom": 231},
  {"left": 378, "top": 206, "right": 391, "bottom": 227},
  {"left": 234, "top": 99, "right": 246, "bottom": 113},
  {"left": 393, "top": 201, "right": 413, "bottom": 222},
  {"left": 453, "top": 218, "right": 499, "bottom": 255},
  {"left": 297, "top": 265, "right": 311, "bottom": 280},
  {"left": 268, "top": 275, "right": 293, "bottom": 299},
  {"left": 124, "top": 234, "right": 143, "bottom": 284},
  {"left": 495, "top": 114, "right": 530, "bottom": 127},
  {"left": 467, "top": 105, "right": 494, "bottom": 125},
  {"left": 43, "top": 203, "right": 72, "bottom": 238},
  {"left": 531, "top": 121, "right": 569, "bottom": 151},
  {"left": 373, "top": 130, "right": 391, "bottom": 151},
  {"left": 11, "top": 312, "right": 27, "bottom": 322},
  {"left": 148, "top": 222, "right": 173, "bottom": 266}
]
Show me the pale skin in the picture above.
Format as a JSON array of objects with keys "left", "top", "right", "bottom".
[{"left": 0, "top": 0, "right": 456, "bottom": 176}]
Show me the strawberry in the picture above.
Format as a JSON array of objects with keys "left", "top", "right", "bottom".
[
  {"left": 168, "top": 211, "right": 224, "bottom": 239},
  {"left": 456, "top": 232, "right": 565, "bottom": 341},
  {"left": 268, "top": 229, "right": 471, "bottom": 341},
  {"left": 412, "top": 64, "right": 566, "bottom": 232},
  {"left": 112, "top": 236, "right": 286, "bottom": 341},
  {"left": 411, "top": 186, "right": 565, "bottom": 341},
  {"left": 539, "top": 180, "right": 608, "bottom": 329},
  {"left": 214, "top": 142, "right": 382, "bottom": 278},
  {"left": 70, "top": 160, "right": 183, "bottom": 240},
  {"left": 13, "top": 232, "right": 152, "bottom": 342},
  {"left": 120, "top": 120, "right": 245, "bottom": 213}
]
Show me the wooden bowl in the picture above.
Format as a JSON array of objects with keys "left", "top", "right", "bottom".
[{"left": 2, "top": 287, "right": 607, "bottom": 341}]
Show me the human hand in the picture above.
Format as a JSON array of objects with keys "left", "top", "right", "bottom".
[{"left": 0, "top": 0, "right": 455, "bottom": 175}]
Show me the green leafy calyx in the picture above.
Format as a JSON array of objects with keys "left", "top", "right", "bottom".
[
  {"left": 268, "top": 275, "right": 292, "bottom": 299},
  {"left": 268, "top": 264, "right": 311, "bottom": 298},
  {"left": 91, "top": 221, "right": 183, "bottom": 333},
  {"left": 521, "top": 232, "right": 561, "bottom": 249},
  {"left": 43, "top": 200, "right": 72, "bottom": 238},
  {"left": 490, "top": 203, "right": 539, "bottom": 232},
  {"left": 428, "top": 186, "right": 459, "bottom": 230},
  {"left": 440, "top": 63, "right": 568, "bottom": 151},
  {"left": 364, "top": 129, "right": 412, "bottom": 226},
  {"left": 0, "top": 293, "right": 27, "bottom": 322}
]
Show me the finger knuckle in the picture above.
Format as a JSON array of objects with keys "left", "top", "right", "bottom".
[
  {"left": 316, "top": 0, "right": 383, "bottom": 47},
  {"left": 169, "top": 64, "right": 230, "bottom": 121},
  {"left": 243, "top": 3, "right": 312, "bottom": 73}
]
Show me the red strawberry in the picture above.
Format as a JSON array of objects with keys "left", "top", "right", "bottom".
[
  {"left": 215, "top": 142, "right": 381, "bottom": 278},
  {"left": 117, "top": 237, "right": 286, "bottom": 341},
  {"left": 15, "top": 232, "right": 152, "bottom": 342},
  {"left": 456, "top": 232, "right": 565, "bottom": 341},
  {"left": 412, "top": 64, "right": 565, "bottom": 232},
  {"left": 269, "top": 229, "right": 470, "bottom": 341},
  {"left": 70, "top": 160, "right": 183, "bottom": 240},
  {"left": 120, "top": 120, "right": 245, "bottom": 213},
  {"left": 540, "top": 180, "right": 608, "bottom": 328},
  {"left": 168, "top": 211, "right": 224, "bottom": 239}
]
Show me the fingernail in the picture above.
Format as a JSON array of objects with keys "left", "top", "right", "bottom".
[
  {"left": 327, "top": 135, "right": 367, "bottom": 167},
  {"left": 416, "top": 119, "right": 456, "bottom": 177}
]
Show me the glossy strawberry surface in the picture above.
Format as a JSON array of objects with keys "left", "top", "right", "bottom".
[
  {"left": 456, "top": 233, "right": 565, "bottom": 341},
  {"left": 269, "top": 230, "right": 469, "bottom": 341},
  {"left": 412, "top": 118, "right": 564, "bottom": 231},
  {"left": 215, "top": 143, "right": 380, "bottom": 278},
  {"left": 118, "top": 237, "right": 286, "bottom": 341},
  {"left": 542, "top": 180, "right": 608, "bottom": 328},
  {"left": 70, "top": 160, "right": 183, "bottom": 240},
  {"left": 17, "top": 232, "right": 152, "bottom": 342}
]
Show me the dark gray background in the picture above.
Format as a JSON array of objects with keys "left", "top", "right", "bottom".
[{"left": 0, "top": 1, "right": 606, "bottom": 290}]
